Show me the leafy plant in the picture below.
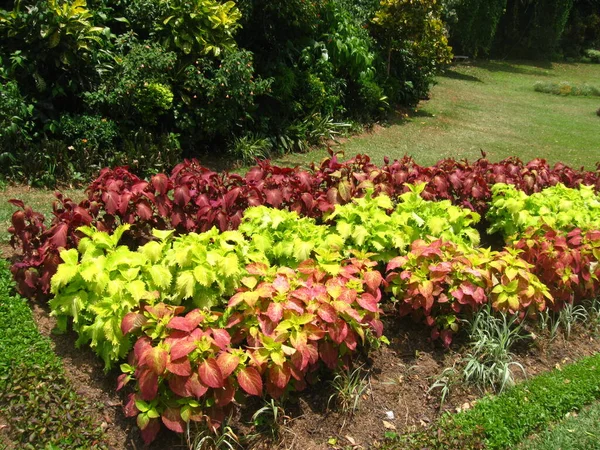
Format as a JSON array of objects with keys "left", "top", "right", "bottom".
[{"left": 327, "top": 364, "right": 370, "bottom": 416}]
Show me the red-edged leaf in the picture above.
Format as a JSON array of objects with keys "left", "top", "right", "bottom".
[
  {"left": 167, "top": 357, "right": 192, "bottom": 376},
  {"left": 266, "top": 302, "right": 283, "bottom": 323},
  {"left": 214, "top": 378, "right": 235, "bottom": 406},
  {"left": 185, "top": 372, "right": 209, "bottom": 398},
  {"left": 364, "top": 271, "right": 383, "bottom": 292},
  {"left": 168, "top": 374, "right": 191, "bottom": 397},
  {"left": 338, "top": 181, "right": 352, "bottom": 202},
  {"left": 319, "top": 341, "right": 337, "bottom": 369},
  {"left": 139, "top": 368, "right": 159, "bottom": 401},
  {"left": 317, "top": 303, "right": 337, "bottom": 323},
  {"left": 217, "top": 352, "right": 240, "bottom": 378},
  {"left": 8, "top": 199, "right": 25, "bottom": 209},
  {"left": 199, "top": 358, "right": 224, "bottom": 388},
  {"left": 211, "top": 328, "right": 231, "bottom": 349},
  {"left": 121, "top": 312, "right": 147, "bottom": 335},
  {"left": 329, "top": 320, "right": 348, "bottom": 344},
  {"left": 356, "top": 293, "right": 379, "bottom": 312},
  {"left": 140, "top": 418, "right": 161, "bottom": 444},
  {"left": 124, "top": 393, "right": 138, "bottom": 417},
  {"left": 168, "top": 316, "right": 198, "bottom": 332},
  {"left": 237, "top": 367, "right": 263, "bottom": 396},
  {"left": 146, "top": 347, "right": 168, "bottom": 375},
  {"left": 117, "top": 373, "right": 130, "bottom": 391},
  {"left": 161, "top": 407, "right": 185, "bottom": 433},
  {"left": 170, "top": 338, "right": 197, "bottom": 360},
  {"left": 268, "top": 363, "right": 291, "bottom": 390},
  {"left": 134, "top": 337, "right": 153, "bottom": 365}
]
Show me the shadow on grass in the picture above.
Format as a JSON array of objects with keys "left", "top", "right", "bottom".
[
  {"left": 478, "top": 60, "right": 553, "bottom": 76},
  {"left": 442, "top": 69, "right": 483, "bottom": 83}
]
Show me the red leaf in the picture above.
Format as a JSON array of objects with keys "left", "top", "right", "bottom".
[
  {"left": 214, "top": 378, "right": 235, "bottom": 406},
  {"left": 185, "top": 372, "right": 209, "bottom": 398},
  {"left": 212, "top": 328, "right": 231, "bottom": 349},
  {"left": 266, "top": 189, "right": 283, "bottom": 207},
  {"left": 168, "top": 316, "right": 198, "bottom": 332},
  {"left": 237, "top": 367, "right": 263, "bottom": 396},
  {"left": 139, "top": 368, "right": 159, "bottom": 401},
  {"left": 317, "top": 303, "right": 337, "bottom": 323},
  {"left": 364, "top": 271, "right": 383, "bottom": 292},
  {"left": 103, "top": 191, "right": 120, "bottom": 215},
  {"left": 117, "top": 373, "right": 130, "bottom": 391},
  {"left": 161, "top": 407, "right": 185, "bottom": 433},
  {"left": 147, "top": 347, "right": 168, "bottom": 375},
  {"left": 136, "top": 201, "right": 153, "bottom": 220},
  {"left": 320, "top": 341, "right": 337, "bottom": 369},
  {"left": 152, "top": 173, "right": 169, "bottom": 195},
  {"left": 357, "top": 293, "right": 379, "bottom": 312},
  {"left": 266, "top": 302, "right": 283, "bottom": 323},
  {"left": 140, "top": 418, "right": 161, "bottom": 444},
  {"left": 168, "top": 374, "right": 190, "bottom": 397},
  {"left": 48, "top": 223, "right": 68, "bottom": 249},
  {"left": 268, "top": 363, "right": 291, "bottom": 390},
  {"left": 217, "top": 352, "right": 240, "bottom": 379},
  {"left": 134, "top": 337, "right": 152, "bottom": 365},
  {"left": 170, "top": 338, "right": 197, "bottom": 360},
  {"left": 124, "top": 393, "right": 138, "bottom": 417},
  {"left": 174, "top": 186, "right": 191, "bottom": 207},
  {"left": 272, "top": 275, "right": 290, "bottom": 293},
  {"left": 121, "top": 312, "right": 147, "bottom": 335},
  {"left": 167, "top": 357, "right": 192, "bottom": 376},
  {"left": 199, "top": 358, "right": 224, "bottom": 388}
]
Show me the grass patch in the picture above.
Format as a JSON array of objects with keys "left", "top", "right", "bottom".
[
  {"left": 533, "top": 80, "right": 600, "bottom": 96},
  {"left": 274, "top": 61, "right": 600, "bottom": 170},
  {"left": 517, "top": 400, "right": 600, "bottom": 449},
  {"left": 389, "top": 352, "right": 600, "bottom": 449},
  {"left": 0, "top": 259, "right": 107, "bottom": 449}
]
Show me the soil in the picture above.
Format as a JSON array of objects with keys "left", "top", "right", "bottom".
[{"left": 19, "top": 301, "right": 600, "bottom": 450}]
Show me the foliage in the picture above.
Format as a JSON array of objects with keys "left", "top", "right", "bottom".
[
  {"left": 118, "top": 257, "right": 384, "bottom": 443},
  {"left": 9, "top": 153, "right": 600, "bottom": 302},
  {"left": 0, "top": 260, "right": 107, "bottom": 449},
  {"left": 533, "top": 80, "right": 600, "bottom": 96},
  {"left": 461, "top": 305, "right": 528, "bottom": 393},
  {"left": 585, "top": 48, "right": 600, "bottom": 63},
  {"left": 371, "top": 0, "right": 453, "bottom": 104},
  {"left": 513, "top": 227, "right": 600, "bottom": 309},
  {"left": 447, "top": 0, "right": 507, "bottom": 57},
  {"left": 487, "top": 183, "right": 600, "bottom": 240},
  {"left": 385, "top": 239, "right": 552, "bottom": 345}
]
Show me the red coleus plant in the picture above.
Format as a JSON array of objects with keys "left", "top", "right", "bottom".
[
  {"left": 119, "top": 257, "right": 384, "bottom": 444},
  {"left": 385, "top": 239, "right": 553, "bottom": 346},
  {"left": 514, "top": 227, "right": 600, "bottom": 310},
  {"left": 9, "top": 151, "right": 600, "bottom": 302}
]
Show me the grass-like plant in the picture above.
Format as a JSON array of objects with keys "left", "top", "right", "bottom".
[
  {"left": 533, "top": 80, "right": 600, "bottom": 96},
  {"left": 327, "top": 365, "right": 370, "bottom": 417}
]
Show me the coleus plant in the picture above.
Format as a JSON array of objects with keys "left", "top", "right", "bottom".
[
  {"left": 487, "top": 183, "right": 600, "bottom": 241},
  {"left": 119, "top": 257, "right": 385, "bottom": 444},
  {"left": 325, "top": 185, "right": 481, "bottom": 262},
  {"left": 10, "top": 152, "right": 600, "bottom": 302},
  {"left": 49, "top": 225, "right": 258, "bottom": 369},
  {"left": 513, "top": 227, "right": 600, "bottom": 310},
  {"left": 385, "top": 239, "right": 553, "bottom": 346}
]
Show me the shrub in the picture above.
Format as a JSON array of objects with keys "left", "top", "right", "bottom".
[{"left": 586, "top": 48, "right": 600, "bottom": 63}]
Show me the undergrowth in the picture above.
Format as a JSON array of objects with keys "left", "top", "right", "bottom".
[{"left": 0, "top": 259, "right": 107, "bottom": 449}]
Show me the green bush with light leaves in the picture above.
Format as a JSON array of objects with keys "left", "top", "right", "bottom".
[
  {"left": 486, "top": 183, "right": 600, "bottom": 241},
  {"left": 326, "top": 185, "right": 481, "bottom": 261}
]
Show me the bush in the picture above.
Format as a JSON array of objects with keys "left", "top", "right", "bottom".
[{"left": 586, "top": 48, "right": 600, "bottom": 63}]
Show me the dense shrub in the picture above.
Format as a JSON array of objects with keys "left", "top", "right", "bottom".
[{"left": 0, "top": 0, "right": 453, "bottom": 185}]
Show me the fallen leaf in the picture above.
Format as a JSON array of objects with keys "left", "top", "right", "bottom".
[{"left": 382, "top": 420, "right": 396, "bottom": 430}]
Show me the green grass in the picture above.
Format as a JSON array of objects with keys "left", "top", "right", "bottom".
[
  {"left": 517, "top": 401, "right": 600, "bottom": 450},
  {"left": 0, "top": 259, "right": 107, "bottom": 449},
  {"left": 390, "top": 352, "right": 600, "bottom": 450},
  {"left": 274, "top": 60, "right": 600, "bottom": 170}
]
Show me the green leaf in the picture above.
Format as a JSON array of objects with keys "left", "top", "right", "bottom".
[
  {"left": 176, "top": 271, "right": 196, "bottom": 299},
  {"left": 51, "top": 263, "right": 80, "bottom": 292}
]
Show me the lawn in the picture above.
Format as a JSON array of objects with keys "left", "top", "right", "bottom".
[{"left": 275, "top": 60, "right": 600, "bottom": 169}]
